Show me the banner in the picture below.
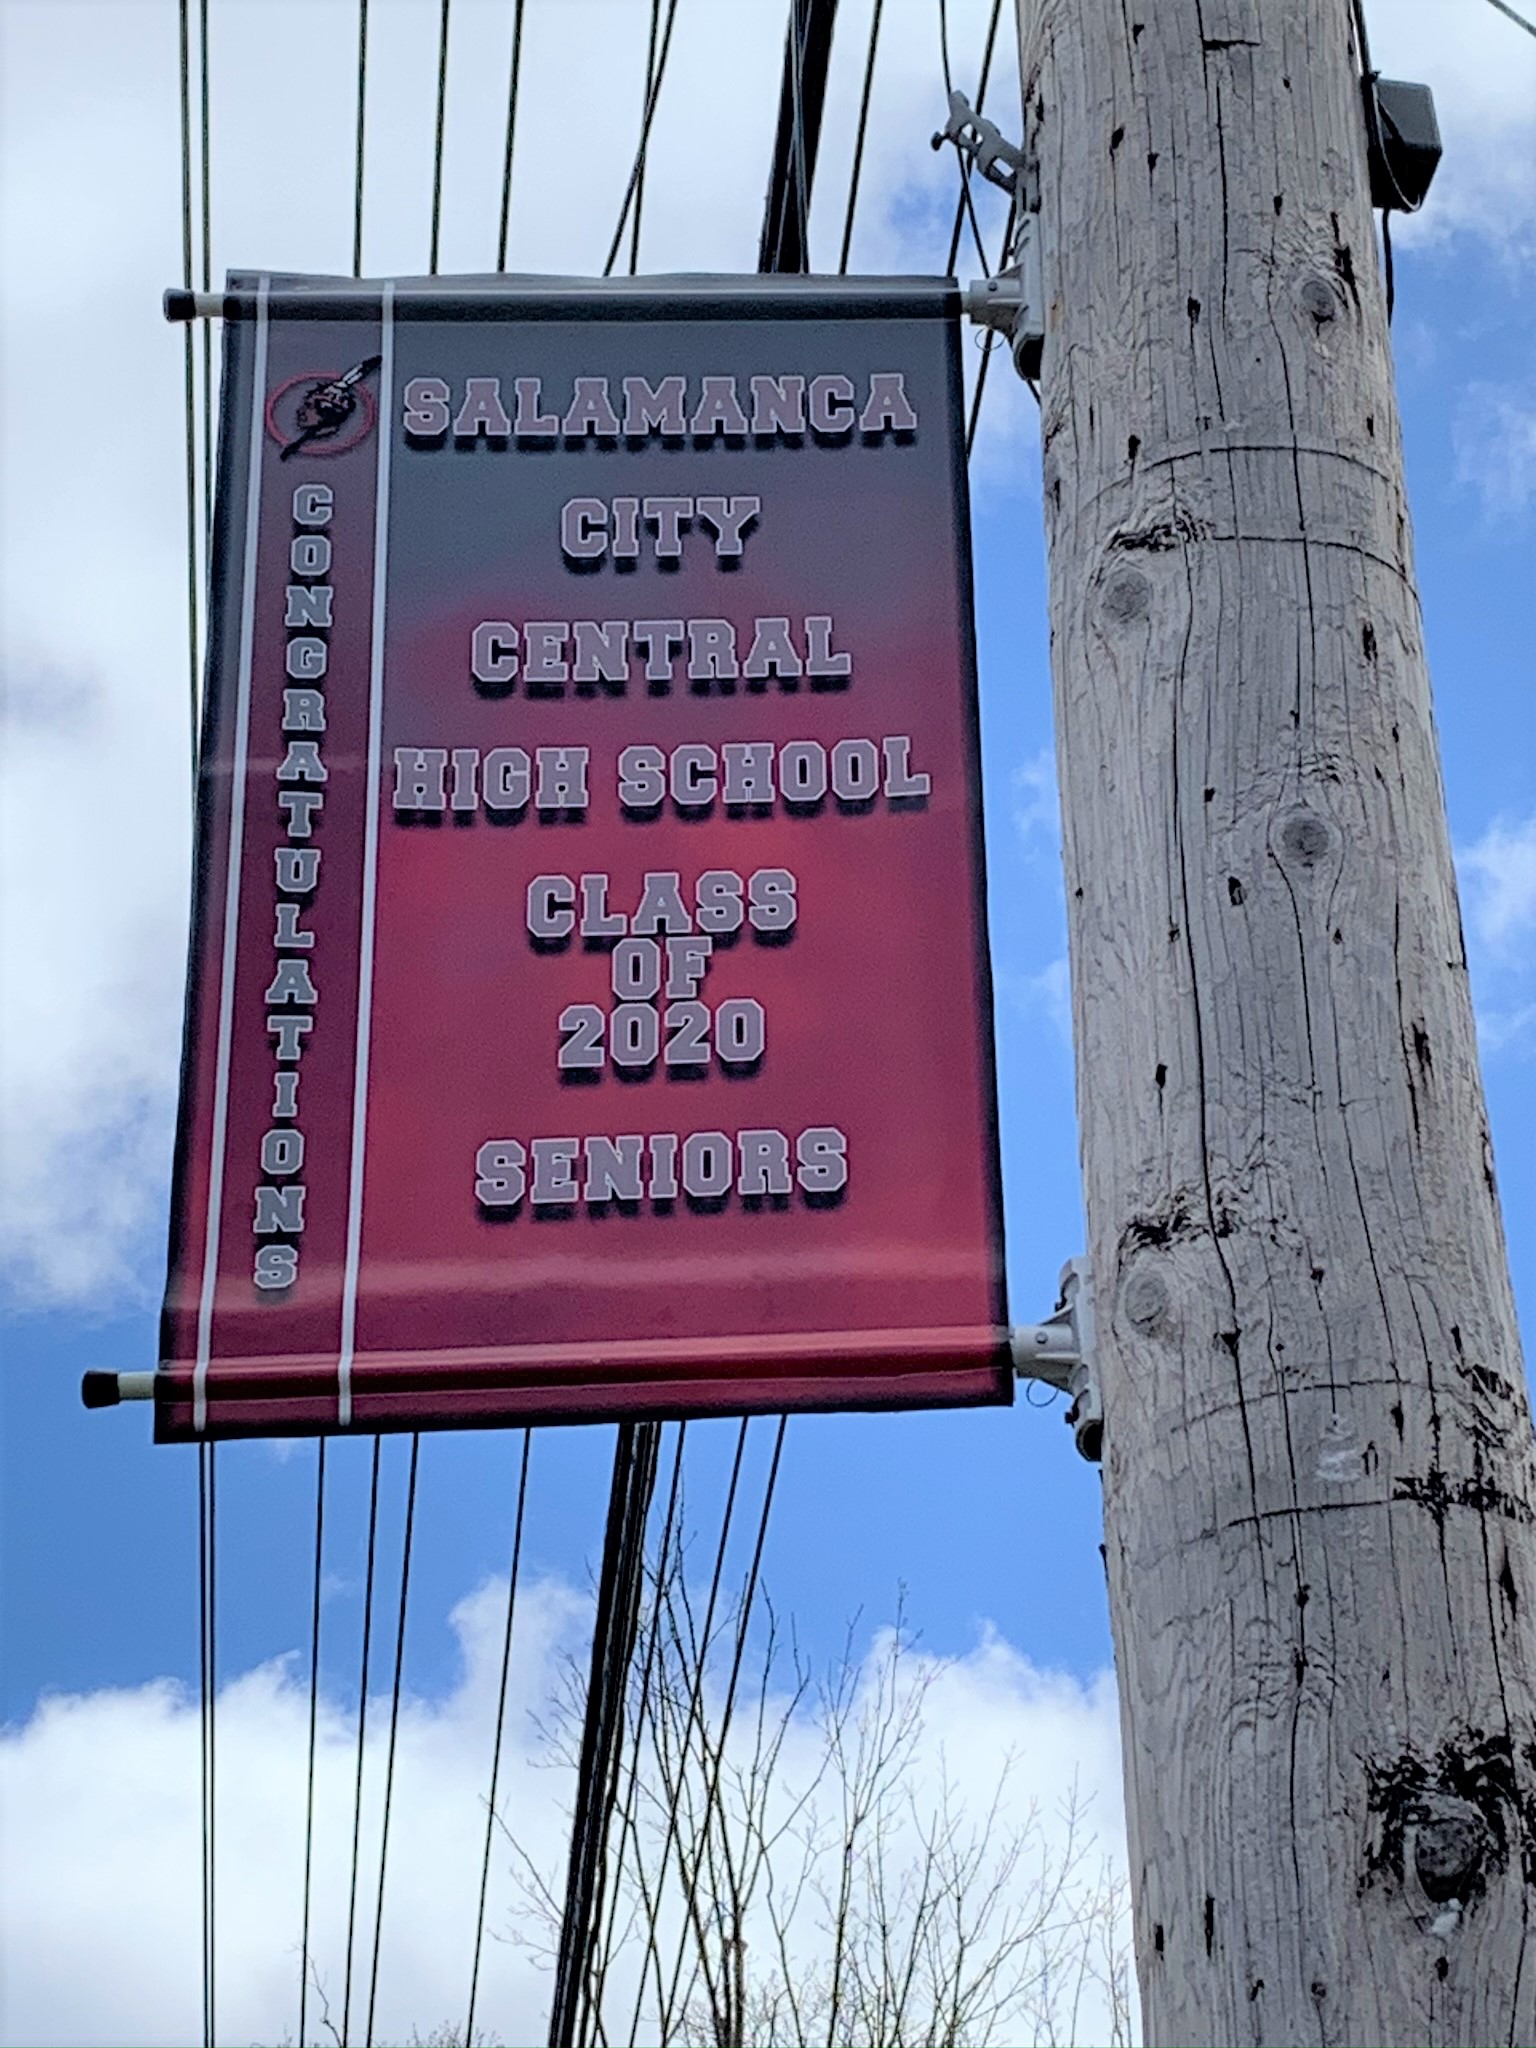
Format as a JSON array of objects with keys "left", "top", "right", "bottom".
[{"left": 157, "top": 273, "right": 1009, "bottom": 1440}]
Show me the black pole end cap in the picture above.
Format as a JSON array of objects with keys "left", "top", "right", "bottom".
[
  {"left": 163, "top": 287, "right": 197, "bottom": 323},
  {"left": 80, "top": 1370, "right": 121, "bottom": 1409}
]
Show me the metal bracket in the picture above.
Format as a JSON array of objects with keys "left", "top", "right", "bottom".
[
  {"left": 1012, "top": 1257, "right": 1102, "bottom": 1463},
  {"left": 931, "top": 90, "right": 1035, "bottom": 208},
  {"left": 962, "top": 220, "right": 1045, "bottom": 382}
]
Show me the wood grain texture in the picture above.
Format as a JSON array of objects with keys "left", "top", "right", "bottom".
[{"left": 1015, "top": 3, "right": 1536, "bottom": 2041}]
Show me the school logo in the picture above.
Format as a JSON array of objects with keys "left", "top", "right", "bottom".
[{"left": 266, "top": 356, "right": 382, "bottom": 459}]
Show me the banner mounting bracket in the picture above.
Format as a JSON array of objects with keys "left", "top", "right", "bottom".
[{"left": 1012, "top": 1257, "right": 1101, "bottom": 1461}]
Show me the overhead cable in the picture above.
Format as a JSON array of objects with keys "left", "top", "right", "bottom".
[
  {"left": 655, "top": 1418, "right": 788, "bottom": 2039},
  {"left": 581, "top": 1421, "right": 688, "bottom": 2047},
  {"left": 603, "top": 0, "right": 682, "bottom": 276},
  {"left": 495, "top": 0, "right": 528, "bottom": 269},
  {"left": 625, "top": 1420, "right": 749, "bottom": 2048},
  {"left": 1484, "top": 0, "right": 1536, "bottom": 37},
  {"left": 837, "top": 0, "right": 885, "bottom": 274},
  {"left": 177, "top": 0, "right": 200, "bottom": 784},
  {"left": 759, "top": 0, "right": 841, "bottom": 273},
  {"left": 429, "top": 0, "right": 452, "bottom": 274},
  {"left": 939, "top": 0, "right": 1002, "bottom": 277},
  {"left": 297, "top": 1442, "right": 328, "bottom": 2048},
  {"left": 352, "top": 0, "right": 370, "bottom": 276},
  {"left": 630, "top": 0, "right": 664, "bottom": 274},
  {"left": 342, "top": 1439, "right": 383, "bottom": 2044},
  {"left": 363, "top": 1433, "right": 421, "bottom": 2048},
  {"left": 464, "top": 1429, "right": 534, "bottom": 2048},
  {"left": 198, "top": 1442, "right": 218, "bottom": 2048},
  {"left": 549, "top": 1423, "right": 661, "bottom": 2048}
]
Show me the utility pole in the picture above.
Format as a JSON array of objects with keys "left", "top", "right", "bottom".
[{"left": 1015, "top": 3, "right": 1536, "bottom": 2042}]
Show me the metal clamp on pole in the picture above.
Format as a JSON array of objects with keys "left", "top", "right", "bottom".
[
  {"left": 931, "top": 89, "right": 1035, "bottom": 207},
  {"left": 1012, "top": 1257, "right": 1102, "bottom": 1463},
  {"left": 963, "top": 221, "right": 1045, "bottom": 382}
]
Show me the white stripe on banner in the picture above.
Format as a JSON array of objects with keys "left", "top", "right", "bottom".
[
  {"left": 337, "top": 281, "right": 395, "bottom": 1429},
  {"left": 194, "top": 276, "right": 271, "bottom": 1435}
]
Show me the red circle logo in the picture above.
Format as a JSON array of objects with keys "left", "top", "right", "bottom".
[{"left": 265, "top": 364, "right": 379, "bottom": 459}]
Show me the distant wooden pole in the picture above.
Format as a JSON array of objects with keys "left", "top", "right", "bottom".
[{"left": 1015, "top": 3, "right": 1536, "bottom": 2041}]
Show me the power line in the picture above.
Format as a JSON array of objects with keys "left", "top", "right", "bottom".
[
  {"left": 603, "top": 0, "right": 682, "bottom": 276},
  {"left": 297, "top": 1442, "right": 327, "bottom": 2048},
  {"left": 177, "top": 0, "right": 200, "bottom": 786},
  {"left": 837, "top": 0, "right": 885, "bottom": 274},
  {"left": 352, "top": 0, "right": 370, "bottom": 276},
  {"left": 363, "top": 1433, "right": 420, "bottom": 2048},
  {"left": 549, "top": 1423, "right": 661, "bottom": 2048},
  {"left": 342, "top": 1439, "right": 383, "bottom": 2044},
  {"left": 1484, "top": 0, "right": 1536, "bottom": 39},
  {"left": 429, "top": 0, "right": 452, "bottom": 274},
  {"left": 654, "top": 1419, "right": 788, "bottom": 2040},
  {"left": 197, "top": 1442, "right": 217, "bottom": 2048},
  {"left": 939, "top": 0, "right": 1000, "bottom": 278},
  {"left": 759, "top": 0, "right": 840, "bottom": 273},
  {"left": 465, "top": 1429, "right": 534, "bottom": 2048},
  {"left": 626, "top": 1419, "right": 749, "bottom": 2047},
  {"left": 583, "top": 1421, "right": 688, "bottom": 2045},
  {"left": 198, "top": 0, "right": 212, "bottom": 549},
  {"left": 495, "top": 0, "right": 528, "bottom": 270},
  {"left": 630, "top": 0, "right": 664, "bottom": 274}
]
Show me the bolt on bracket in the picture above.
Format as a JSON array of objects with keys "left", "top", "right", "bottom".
[{"left": 1012, "top": 1257, "right": 1102, "bottom": 1463}]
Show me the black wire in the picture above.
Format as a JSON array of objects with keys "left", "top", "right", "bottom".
[
  {"left": 177, "top": 0, "right": 200, "bottom": 787},
  {"left": 465, "top": 1429, "right": 533, "bottom": 2048},
  {"left": 429, "top": 0, "right": 452, "bottom": 274},
  {"left": 495, "top": 0, "right": 528, "bottom": 269},
  {"left": 197, "top": 1442, "right": 212, "bottom": 2048},
  {"left": 837, "top": 0, "right": 884, "bottom": 274},
  {"left": 551, "top": 1424, "right": 660, "bottom": 2048},
  {"left": 630, "top": 0, "right": 663, "bottom": 275},
  {"left": 198, "top": 0, "right": 212, "bottom": 546},
  {"left": 602, "top": 0, "right": 681, "bottom": 278},
  {"left": 941, "top": 0, "right": 1004, "bottom": 278},
  {"left": 1485, "top": 0, "right": 1536, "bottom": 36},
  {"left": 342, "top": 1439, "right": 383, "bottom": 2044},
  {"left": 655, "top": 1418, "right": 787, "bottom": 2037},
  {"left": 206, "top": 1445, "right": 218, "bottom": 2047},
  {"left": 298, "top": 1441, "right": 327, "bottom": 2048},
  {"left": 364, "top": 1433, "right": 420, "bottom": 2048},
  {"left": 585, "top": 1422, "right": 687, "bottom": 2045},
  {"left": 625, "top": 1420, "right": 749, "bottom": 2047},
  {"left": 352, "top": 0, "right": 370, "bottom": 276},
  {"left": 788, "top": 0, "right": 811, "bottom": 271},
  {"left": 967, "top": 335, "right": 997, "bottom": 456},
  {"left": 581, "top": 1428, "right": 662, "bottom": 2047},
  {"left": 1348, "top": 0, "right": 1414, "bottom": 322}
]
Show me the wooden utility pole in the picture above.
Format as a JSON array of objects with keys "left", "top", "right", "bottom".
[{"left": 1015, "top": 3, "right": 1536, "bottom": 2041}]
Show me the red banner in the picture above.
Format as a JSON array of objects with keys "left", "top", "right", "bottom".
[{"left": 157, "top": 274, "right": 1009, "bottom": 1440}]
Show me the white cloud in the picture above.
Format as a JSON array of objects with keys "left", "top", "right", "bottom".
[
  {"left": 1029, "top": 953, "right": 1075, "bottom": 1049},
  {"left": 995, "top": 953, "right": 1074, "bottom": 1053},
  {"left": 1454, "top": 382, "right": 1536, "bottom": 519},
  {"left": 1013, "top": 746, "right": 1061, "bottom": 850},
  {"left": 1473, "top": 999, "right": 1536, "bottom": 1056},
  {"left": 1368, "top": 0, "right": 1536, "bottom": 248},
  {"left": 0, "top": 1573, "right": 1130, "bottom": 2048},
  {"left": 1458, "top": 811, "right": 1536, "bottom": 950}
]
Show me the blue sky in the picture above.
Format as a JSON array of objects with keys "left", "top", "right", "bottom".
[{"left": 2, "top": 2, "right": 1533, "bottom": 2042}]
